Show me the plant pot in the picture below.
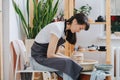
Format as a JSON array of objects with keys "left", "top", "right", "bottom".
[{"left": 25, "top": 39, "right": 34, "bottom": 56}]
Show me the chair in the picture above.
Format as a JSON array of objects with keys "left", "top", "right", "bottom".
[
  {"left": 11, "top": 40, "right": 58, "bottom": 80},
  {"left": 11, "top": 40, "right": 71, "bottom": 80}
]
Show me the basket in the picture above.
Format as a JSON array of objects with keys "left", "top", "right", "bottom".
[{"left": 79, "top": 60, "right": 98, "bottom": 71}]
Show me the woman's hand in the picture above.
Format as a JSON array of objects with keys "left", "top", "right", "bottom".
[{"left": 56, "top": 52, "right": 70, "bottom": 58}]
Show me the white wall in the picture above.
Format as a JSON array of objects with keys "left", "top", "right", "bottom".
[
  {"left": 9, "top": 0, "right": 25, "bottom": 41},
  {"left": 3, "top": 0, "right": 10, "bottom": 80},
  {"left": 111, "top": 0, "right": 120, "bottom": 15},
  {"left": 3, "top": 0, "right": 26, "bottom": 79}
]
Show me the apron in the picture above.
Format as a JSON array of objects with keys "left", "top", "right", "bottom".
[{"left": 31, "top": 38, "right": 83, "bottom": 80}]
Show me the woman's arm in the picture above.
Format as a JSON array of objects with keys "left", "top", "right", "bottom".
[{"left": 47, "top": 34, "right": 69, "bottom": 58}]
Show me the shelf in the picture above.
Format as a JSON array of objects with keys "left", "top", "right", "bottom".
[
  {"left": 64, "top": 0, "right": 111, "bottom": 65},
  {"left": 78, "top": 50, "right": 106, "bottom": 53},
  {"left": 98, "top": 34, "right": 120, "bottom": 40},
  {"left": 89, "top": 22, "right": 106, "bottom": 24}
]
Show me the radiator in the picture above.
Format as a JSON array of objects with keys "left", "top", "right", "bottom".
[{"left": 111, "top": 47, "right": 120, "bottom": 80}]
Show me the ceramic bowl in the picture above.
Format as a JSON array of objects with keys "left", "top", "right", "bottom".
[
  {"left": 95, "top": 64, "right": 112, "bottom": 71},
  {"left": 79, "top": 60, "right": 98, "bottom": 71}
]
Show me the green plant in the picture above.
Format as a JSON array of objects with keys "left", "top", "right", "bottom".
[
  {"left": 74, "top": 4, "right": 92, "bottom": 16},
  {"left": 12, "top": 0, "right": 59, "bottom": 39}
]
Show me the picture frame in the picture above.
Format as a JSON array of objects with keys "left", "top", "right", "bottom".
[{"left": 111, "top": 15, "right": 120, "bottom": 33}]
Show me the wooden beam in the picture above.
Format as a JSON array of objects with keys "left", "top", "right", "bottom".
[
  {"left": 68, "top": 0, "right": 75, "bottom": 56},
  {"left": 0, "top": 0, "right": 3, "bottom": 79},
  {"left": 64, "top": 0, "right": 69, "bottom": 56},
  {"left": 64, "top": 0, "right": 69, "bottom": 19},
  {"left": 29, "top": 0, "right": 38, "bottom": 28},
  {"left": 105, "top": 0, "right": 111, "bottom": 79},
  {"left": 29, "top": 0, "right": 34, "bottom": 28},
  {"left": 68, "top": 0, "right": 74, "bottom": 17},
  {"left": 64, "top": 0, "right": 75, "bottom": 56},
  {"left": 106, "top": 0, "right": 111, "bottom": 64}
]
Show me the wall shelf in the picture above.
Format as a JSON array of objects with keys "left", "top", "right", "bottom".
[
  {"left": 89, "top": 22, "right": 106, "bottom": 24},
  {"left": 64, "top": 0, "right": 111, "bottom": 63},
  {"left": 64, "top": 0, "right": 111, "bottom": 80},
  {"left": 78, "top": 50, "right": 106, "bottom": 54},
  {"left": 98, "top": 34, "right": 120, "bottom": 40}
]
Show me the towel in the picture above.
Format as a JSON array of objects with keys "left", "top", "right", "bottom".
[{"left": 90, "top": 70, "right": 106, "bottom": 80}]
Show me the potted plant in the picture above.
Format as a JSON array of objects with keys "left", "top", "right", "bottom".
[
  {"left": 12, "top": 0, "right": 59, "bottom": 55},
  {"left": 12, "top": 0, "right": 59, "bottom": 39},
  {"left": 74, "top": 4, "right": 92, "bottom": 16},
  {"left": 74, "top": 4, "right": 93, "bottom": 22}
]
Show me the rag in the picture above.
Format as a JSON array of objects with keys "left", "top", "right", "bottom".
[{"left": 90, "top": 70, "right": 106, "bottom": 80}]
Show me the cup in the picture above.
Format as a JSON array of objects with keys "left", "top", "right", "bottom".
[{"left": 98, "top": 46, "right": 106, "bottom": 51}]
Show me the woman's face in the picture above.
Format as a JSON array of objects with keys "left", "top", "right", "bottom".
[{"left": 70, "top": 19, "right": 86, "bottom": 33}]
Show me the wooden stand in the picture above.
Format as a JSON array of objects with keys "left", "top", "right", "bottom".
[
  {"left": 64, "top": 0, "right": 111, "bottom": 80},
  {"left": 64, "top": 0, "right": 111, "bottom": 64}
]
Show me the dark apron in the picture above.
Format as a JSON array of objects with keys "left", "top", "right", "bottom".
[{"left": 31, "top": 38, "right": 83, "bottom": 80}]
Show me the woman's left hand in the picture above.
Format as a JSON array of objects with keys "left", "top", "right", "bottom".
[{"left": 56, "top": 52, "right": 70, "bottom": 58}]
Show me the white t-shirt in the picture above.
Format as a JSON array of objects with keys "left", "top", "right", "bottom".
[{"left": 35, "top": 21, "right": 65, "bottom": 43}]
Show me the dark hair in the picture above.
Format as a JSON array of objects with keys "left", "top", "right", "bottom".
[{"left": 65, "top": 13, "right": 90, "bottom": 44}]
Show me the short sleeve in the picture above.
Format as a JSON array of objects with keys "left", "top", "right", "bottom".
[{"left": 50, "top": 25, "right": 62, "bottom": 39}]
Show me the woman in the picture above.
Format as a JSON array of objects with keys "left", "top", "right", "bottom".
[{"left": 31, "top": 13, "right": 90, "bottom": 80}]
